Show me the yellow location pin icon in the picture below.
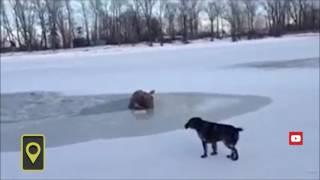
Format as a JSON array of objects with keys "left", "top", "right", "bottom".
[{"left": 26, "top": 142, "right": 41, "bottom": 164}]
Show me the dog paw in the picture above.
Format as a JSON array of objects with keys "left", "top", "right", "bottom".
[
  {"left": 231, "top": 155, "right": 238, "bottom": 161},
  {"left": 201, "top": 154, "right": 207, "bottom": 158},
  {"left": 227, "top": 154, "right": 238, "bottom": 161},
  {"left": 210, "top": 152, "right": 217, "bottom": 156},
  {"left": 231, "top": 158, "right": 238, "bottom": 161}
]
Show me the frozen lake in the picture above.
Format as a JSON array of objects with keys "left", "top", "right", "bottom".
[{"left": 1, "top": 34, "right": 318, "bottom": 179}]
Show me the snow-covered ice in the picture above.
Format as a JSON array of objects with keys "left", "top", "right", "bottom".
[{"left": 1, "top": 34, "right": 319, "bottom": 179}]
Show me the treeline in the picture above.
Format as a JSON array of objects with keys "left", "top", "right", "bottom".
[{"left": 0, "top": 0, "right": 319, "bottom": 52}]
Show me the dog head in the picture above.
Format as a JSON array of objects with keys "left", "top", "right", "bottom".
[{"left": 184, "top": 117, "right": 202, "bottom": 129}]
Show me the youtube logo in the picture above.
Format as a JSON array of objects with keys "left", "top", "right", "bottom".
[{"left": 289, "top": 131, "right": 303, "bottom": 145}]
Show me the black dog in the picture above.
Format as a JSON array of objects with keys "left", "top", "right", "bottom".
[{"left": 185, "top": 117, "right": 243, "bottom": 161}]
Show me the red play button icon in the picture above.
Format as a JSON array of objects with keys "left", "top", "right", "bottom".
[{"left": 289, "top": 131, "right": 303, "bottom": 145}]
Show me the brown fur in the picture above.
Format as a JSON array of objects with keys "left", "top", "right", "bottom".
[{"left": 128, "top": 90, "right": 155, "bottom": 110}]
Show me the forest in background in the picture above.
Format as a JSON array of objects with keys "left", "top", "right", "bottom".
[{"left": 0, "top": 0, "right": 319, "bottom": 53}]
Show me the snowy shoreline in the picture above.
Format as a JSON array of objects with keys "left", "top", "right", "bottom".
[{"left": 1, "top": 33, "right": 318, "bottom": 62}]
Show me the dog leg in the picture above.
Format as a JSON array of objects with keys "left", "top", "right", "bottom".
[
  {"left": 230, "top": 147, "right": 239, "bottom": 161},
  {"left": 201, "top": 141, "right": 208, "bottom": 158},
  {"left": 210, "top": 142, "right": 217, "bottom": 155},
  {"left": 224, "top": 142, "right": 239, "bottom": 161},
  {"left": 226, "top": 147, "right": 238, "bottom": 161}
]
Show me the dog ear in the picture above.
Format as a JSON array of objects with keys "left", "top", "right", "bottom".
[{"left": 184, "top": 123, "right": 189, "bottom": 129}]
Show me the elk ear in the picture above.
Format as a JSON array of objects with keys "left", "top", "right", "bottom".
[{"left": 149, "top": 90, "right": 155, "bottom": 94}]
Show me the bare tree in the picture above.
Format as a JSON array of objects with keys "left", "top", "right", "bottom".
[
  {"left": 243, "top": 0, "right": 257, "bottom": 39},
  {"left": 56, "top": 1, "right": 70, "bottom": 48},
  {"left": 80, "top": 0, "right": 90, "bottom": 45},
  {"left": 91, "top": 0, "right": 98, "bottom": 43},
  {"left": 98, "top": 1, "right": 110, "bottom": 42},
  {"left": 224, "top": 0, "right": 244, "bottom": 41},
  {"left": 45, "top": 0, "right": 60, "bottom": 49},
  {"left": 165, "top": 2, "right": 177, "bottom": 41},
  {"left": 35, "top": 0, "right": 48, "bottom": 49},
  {"left": 137, "top": 0, "right": 157, "bottom": 46},
  {"left": 12, "top": 0, "right": 38, "bottom": 50},
  {"left": 65, "top": 0, "right": 75, "bottom": 47},
  {"left": 119, "top": 0, "right": 130, "bottom": 44},
  {"left": 110, "top": 0, "right": 126, "bottom": 45},
  {"left": 288, "top": 0, "right": 300, "bottom": 29},
  {"left": 156, "top": 0, "right": 167, "bottom": 45},
  {"left": 121, "top": 6, "right": 136, "bottom": 44},
  {"left": 212, "top": 0, "right": 225, "bottom": 39},
  {"left": 188, "top": 0, "right": 201, "bottom": 39},
  {"left": 1, "top": 0, "right": 16, "bottom": 46},
  {"left": 205, "top": 0, "right": 219, "bottom": 41},
  {"left": 287, "top": 0, "right": 312, "bottom": 30},
  {"left": 130, "top": 0, "right": 143, "bottom": 43},
  {"left": 12, "top": 1, "right": 22, "bottom": 47},
  {"left": 310, "top": 0, "right": 320, "bottom": 30},
  {"left": 90, "top": 0, "right": 104, "bottom": 44},
  {"left": 263, "top": 0, "right": 290, "bottom": 36},
  {"left": 179, "top": 0, "right": 190, "bottom": 43},
  {"left": 298, "top": 0, "right": 308, "bottom": 29},
  {"left": 306, "top": 0, "right": 318, "bottom": 30}
]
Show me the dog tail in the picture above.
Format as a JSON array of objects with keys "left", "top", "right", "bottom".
[{"left": 236, "top": 127, "right": 243, "bottom": 132}]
